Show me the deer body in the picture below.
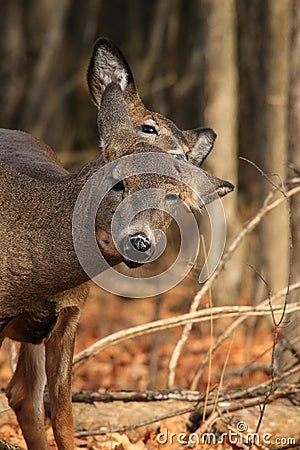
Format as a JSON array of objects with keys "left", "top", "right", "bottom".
[{"left": 0, "top": 39, "right": 233, "bottom": 449}]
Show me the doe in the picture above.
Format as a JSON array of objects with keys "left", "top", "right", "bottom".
[{"left": 0, "top": 38, "right": 233, "bottom": 449}]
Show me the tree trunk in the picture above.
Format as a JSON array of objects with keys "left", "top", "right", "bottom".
[
  {"left": 202, "top": 0, "right": 244, "bottom": 305},
  {"left": 258, "top": 0, "right": 290, "bottom": 302},
  {"left": 275, "top": 0, "right": 300, "bottom": 382},
  {"left": 237, "top": 0, "right": 290, "bottom": 306}
]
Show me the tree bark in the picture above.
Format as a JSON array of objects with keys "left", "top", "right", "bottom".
[
  {"left": 237, "top": 0, "right": 290, "bottom": 303},
  {"left": 202, "top": 0, "right": 244, "bottom": 305},
  {"left": 275, "top": 0, "right": 300, "bottom": 382},
  {"left": 258, "top": 0, "right": 290, "bottom": 300}
]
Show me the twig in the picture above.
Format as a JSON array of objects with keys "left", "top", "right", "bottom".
[
  {"left": 189, "top": 365, "right": 300, "bottom": 433},
  {"left": 70, "top": 389, "right": 206, "bottom": 403},
  {"left": 190, "top": 284, "right": 298, "bottom": 390},
  {"left": 74, "top": 404, "right": 194, "bottom": 437},
  {"left": 193, "top": 341, "right": 234, "bottom": 436},
  {"left": 239, "top": 157, "right": 287, "bottom": 195},
  {"left": 212, "top": 339, "right": 233, "bottom": 413},
  {"left": 190, "top": 316, "right": 245, "bottom": 390},
  {"left": 73, "top": 284, "right": 300, "bottom": 369},
  {"left": 68, "top": 369, "right": 300, "bottom": 404},
  {"left": 286, "top": 177, "right": 300, "bottom": 185},
  {"left": 218, "top": 363, "right": 271, "bottom": 378},
  {"left": 201, "top": 235, "right": 213, "bottom": 422},
  {"left": 148, "top": 294, "right": 163, "bottom": 388},
  {"left": 167, "top": 185, "right": 300, "bottom": 388},
  {"left": 72, "top": 377, "right": 300, "bottom": 438},
  {"left": 237, "top": 162, "right": 294, "bottom": 450},
  {"left": 247, "top": 271, "right": 273, "bottom": 450},
  {"left": 0, "top": 439, "right": 21, "bottom": 450}
]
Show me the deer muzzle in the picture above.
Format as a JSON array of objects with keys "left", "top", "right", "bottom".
[
  {"left": 129, "top": 233, "right": 151, "bottom": 252},
  {"left": 122, "top": 232, "right": 154, "bottom": 266}
]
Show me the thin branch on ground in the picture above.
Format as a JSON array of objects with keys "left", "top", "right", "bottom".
[
  {"left": 73, "top": 283, "right": 300, "bottom": 369},
  {"left": 70, "top": 389, "right": 206, "bottom": 403},
  {"left": 237, "top": 163, "right": 294, "bottom": 450},
  {"left": 72, "top": 374, "right": 300, "bottom": 438},
  {"left": 217, "top": 363, "right": 271, "bottom": 379},
  {"left": 147, "top": 294, "right": 163, "bottom": 388},
  {"left": 247, "top": 270, "right": 273, "bottom": 450},
  {"left": 69, "top": 363, "right": 300, "bottom": 405},
  {"left": 74, "top": 404, "right": 195, "bottom": 438},
  {"left": 205, "top": 339, "right": 233, "bottom": 435},
  {"left": 189, "top": 363, "right": 300, "bottom": 434},
  {"left": 201, "top": 235, "right": 214, "bottom": 423},
  {"left": 0, "top": 439, "right": 21, "bottom": 450},
  {"left": 167, "top": 185, "right": 300, "bottom": 388},
  {"left": 191, "top": 282, "right": 298, "bottom": 390}
]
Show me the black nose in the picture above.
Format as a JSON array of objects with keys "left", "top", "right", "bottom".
[
  {"left": 129, "top": 233, "right": 151, "bottom": 252},
  {"left": 122, "top": 232, "right": 153, "bottom": 266}
]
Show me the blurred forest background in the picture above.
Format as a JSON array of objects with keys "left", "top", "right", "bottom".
[{"left": 1, "top": 0, "right": 300, "bottom": 377}]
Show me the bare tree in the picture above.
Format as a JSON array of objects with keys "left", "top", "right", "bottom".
[
  {"left": 276, "top": 0, "right": 300, "bottom": 381},
  {"left": 258, "top": 0, "right": 290, "bottom": 297},
  {"left": 201, "top": 0, "right": 243, "bottom": 304},
  {"left": 237, "top": 0, "right": 290, "bottom": 302}
]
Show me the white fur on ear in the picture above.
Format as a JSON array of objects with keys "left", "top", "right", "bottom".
[
  {"left": 94, "top": 49, "right": 129, "bottom": 92},
  {"left": 88, "top": 38, "right": 136, "bottom": 107}
]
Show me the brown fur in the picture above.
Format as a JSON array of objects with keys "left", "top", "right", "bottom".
[{"left": 0, "top": 38, "right": 233, "bottom": 449}]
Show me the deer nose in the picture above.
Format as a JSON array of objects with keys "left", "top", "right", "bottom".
[
  {"left": 121, "top": 232, "right": 153, "bottom": 266},
  {"left": 129, "top": 233, "right": 151, "bottom": 252}
]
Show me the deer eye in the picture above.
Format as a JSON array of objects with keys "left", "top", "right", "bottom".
[
  {"left": 141, "top": 124, "right": 158, "bottom": 135},
  {"left": 174, "top": 154, "right": 188, "bottom": 162},
  {"left": 165, "top": 193, "right": 180, "bottom": 201}
]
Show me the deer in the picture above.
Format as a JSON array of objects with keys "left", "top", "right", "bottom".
[{"left": 0, "top": 38, "right": 233, "bottom": 450}]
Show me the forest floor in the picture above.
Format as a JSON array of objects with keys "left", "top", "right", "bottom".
[{"left": 0, "top": 282, "right": 276, "bottom": 450}]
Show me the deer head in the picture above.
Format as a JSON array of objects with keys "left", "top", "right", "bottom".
[{"left": 87, "top": 38, "right": 233, "bottom": 268}]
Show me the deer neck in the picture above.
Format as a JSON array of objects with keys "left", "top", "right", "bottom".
[
  {"left": 41, "top": 154, "right": 113, "bottom": 292},
  {"left": 1, "top": 154, "right": 111, "bottom": 298}
]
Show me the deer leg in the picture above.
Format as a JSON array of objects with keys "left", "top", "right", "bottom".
[
  {"left": 6, "top": 342, "right": 48, "bottom": 450},
  {"left": 45, "top": 307, "right": 80, "bottom": 450}
]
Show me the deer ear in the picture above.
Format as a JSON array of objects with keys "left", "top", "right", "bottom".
[
  {"left": 199, "top": 171, "right": 234, "bottom": 204},
  {"left": 87, "top": 38, "right": 138, "bottom": 107},
  {"left": 184, "top": 128, "right": 217, "bottom": 167},
  {"left": 98, "top": 82, "right": 131, "bottom": 148}
]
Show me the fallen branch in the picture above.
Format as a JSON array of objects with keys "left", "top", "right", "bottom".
[
  {"left": 69, "top": 374, "right": 300, "bottom": 405},
  {"left": 167, "top": 185, "right": 300, "bottom": 388},
  {"left": 190, "top": 282, "right": 300, "bottom": 390},
  {"left": 72, "top": 373, "right": 300, "bottom": 437},
  {"left": 73, "top": 283, "right": 300, "bottom": 369},
  {"left": 0, "top": 440, "right": 21, "bottom": 450},
  {"left": 74, "top": 404, "right": 194, "bottom": 437},
  {"left": 71, "top": 388, "right": 206, "bottom": 403}
]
